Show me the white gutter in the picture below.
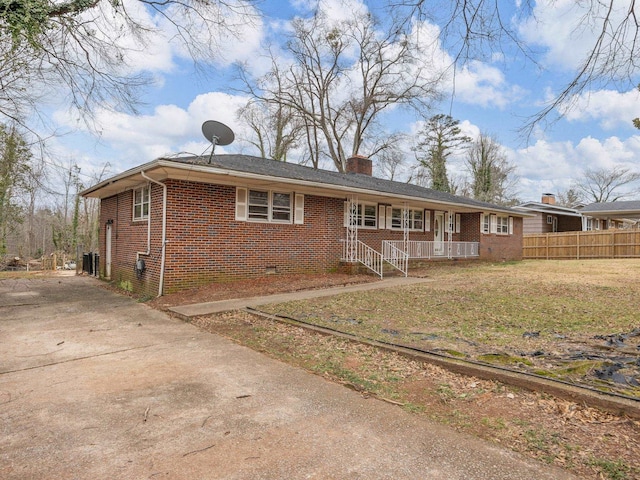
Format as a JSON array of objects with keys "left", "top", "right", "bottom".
[{"left": 140, "top": 171, "right": 168, "bottom": 297}]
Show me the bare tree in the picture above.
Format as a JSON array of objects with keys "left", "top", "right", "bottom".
[
  {"left": 375, "top": 143, "right": 406, "bottom": 181},
  {"left": 243, "top": 7, "right": 442, "bottom": 172},
  {"left": 555, "top": 188, "right": 584, "bottom": 208},
  {"left": 391, "top": 0, "right": 640, "bottom": 133},
  {"left": 237, "top": 96, "right": 305, "bottom": 162},
  {"left": 465, "top": 134, "right": 518, "bottom": 205},
  {"left": 573, "top": 166, "right": 640, "bottom": 203},
  {"left": 1, "top": 0, "right": 257, "bottom": 129},
  {"left": 0, "top": 123, "right": 31, "bottom": 254},
  {"left": 634, "top": 84, "right": 640, "bottom": 130},
  {"left": 411, "top": 114, "right": 470, "bottom": 193}
]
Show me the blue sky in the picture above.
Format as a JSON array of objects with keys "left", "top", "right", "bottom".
[{"left": 44, "top": 0, "right": 640, "bottom": 202}]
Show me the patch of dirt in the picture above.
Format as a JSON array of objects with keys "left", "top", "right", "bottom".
[{"left": 147, "top": 273, "right": 377, "bottom": 310}]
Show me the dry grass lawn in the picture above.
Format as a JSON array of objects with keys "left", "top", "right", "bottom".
[
  {"left": 188, "top": 259, "right": 640, "bottom": 480},
  {"left": 258, "top": 260, "right": 640, "bottom": 397}
]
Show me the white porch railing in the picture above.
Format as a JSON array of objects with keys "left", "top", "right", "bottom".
[
  {"left": 341, "top": 239, "right": 479, "bottom": 277},
  {"left": 342, "top": 239, "right": 384, "bottom": 278},
  {"left": 384, "top": 240, "right": 479, "bottom": 259},
  {"left": 382, "top": 241, "right": 409, "bottom": 277}
]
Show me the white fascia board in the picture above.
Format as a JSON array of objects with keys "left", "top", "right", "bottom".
[{"left": 80, "top": 159, "right": 163, "bottom": 197}]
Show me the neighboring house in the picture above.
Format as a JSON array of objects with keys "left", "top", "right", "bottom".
[
  {"left": 81, "top": 154, "right": 528, "bottom": 297},
  {"left": 514, "top": 194, "right": 583, "bottom": 234},
  {"left": 579, "top": 201, "right": 640, "bottom": 230}
]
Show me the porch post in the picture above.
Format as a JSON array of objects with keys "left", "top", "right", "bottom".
[
  {"left": 345, "top": 196, "right": 358, "bottom": 262},
  {"left": 447, "top": 210, "right": 453, "bottom": 259},
  {"left": 402, "top": 202, "right": 409, "bottom": 252}
]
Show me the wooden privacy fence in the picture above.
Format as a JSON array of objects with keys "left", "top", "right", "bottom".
[{"left": 523, "top": 231, "right": 640, "bottom": 260}]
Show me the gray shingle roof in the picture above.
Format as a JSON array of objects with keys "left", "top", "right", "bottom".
[
  {"left": 170, "top": 154, "right": 518, "bottom": 214},
  {"left": 581, "top": 201, "right": 640, "bottom": 214}
]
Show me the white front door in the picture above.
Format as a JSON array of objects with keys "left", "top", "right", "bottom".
[
  {"left": 434, "top": 212, "right": 444, "bottom": 255},
  {"left": 105, "top": 224, "right": 112, "bottom": 279}
]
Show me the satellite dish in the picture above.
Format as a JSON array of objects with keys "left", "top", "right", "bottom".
[{"left": 202, "top": 120, "right": 234, "bottom": 163}]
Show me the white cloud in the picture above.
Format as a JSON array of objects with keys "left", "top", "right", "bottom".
[
  {"left": 315, "top": 0, "right": 369, "bottom": 23},
  {"left": 518, "top": 0, "right": 640, "bottom": 72},
  {"left": 81, "top": 0, "right": 175, "bottom": 75},
  {"left": 454, "top": 61, "right": 526, "bottom": 109},
  {"left": 53, "top": 92, "right": 251, "bottom": 171},
  {"left": 562, "top": 89, "right": 640, "bottom": 130},
  {"left": 508, "top": 134, "right": 640, "bottom": 200}
]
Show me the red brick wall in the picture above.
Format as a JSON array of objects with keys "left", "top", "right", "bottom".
[
  {"left": 99, "top": 183, "right": 163, "bottom": 296},
  {"left": 161, "top": 180, "right": 346, "bottom": 293},
  {"left": 98, "top": 179, "right": 523, "bottom": 295},
  {"left": 478, "top": 214, "right": 524, "bottom": 261}
]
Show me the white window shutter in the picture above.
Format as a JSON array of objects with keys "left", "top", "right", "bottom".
[
  {"left": 294, "top": 194, "right": 304, "bottom": 224},
  {"left": 235, "top": 187, "right": 247, "bottom": 221},
  {"left": 343, "top": 201, "right": 349, "bottom": 227},
  {"left": 508, "top": 216, "right": 514, "bottom": 235},
  {"left": 378, "top": 205, "right": 386, "bottom": 229},
  {"left": 455, "top": 214, "right": 461, "bottom": 233},
  {"left": 424, "top": 210, "right": 430, "bottom": 231},
  {"left": 385, "top": 206, "right": 393, "bottom": 229},
  {"left": 490, "top": 214, "right": 497, "bottom": 234}
]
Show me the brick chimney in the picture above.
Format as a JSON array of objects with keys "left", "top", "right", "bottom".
[
  {"left": 541, "top": 193, "right": 556, "bottom": 205},
  {"left": 346, "top": 155, "right": 372, "bottom": 176}
]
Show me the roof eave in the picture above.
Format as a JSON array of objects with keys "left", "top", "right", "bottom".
[{"left": 83, "top": 158, "right": 529, "bottom": 217}]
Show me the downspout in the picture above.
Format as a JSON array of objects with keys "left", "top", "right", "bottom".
[{"left": 140, "top": 171, "right": 167, "bottom": 297}]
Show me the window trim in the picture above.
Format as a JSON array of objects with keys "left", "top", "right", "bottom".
[
  {"left": 344, "top": 201, "right": 378, "bottom": 229},
  {"left": 482, "top": 213, "right": 512, "bottom": 235},
  {"left": 132, "top": 185, "right": 150, "bottom": 221},
  {"left": 388, "top": 206, "right": 424, "bottom": 231},
  {"left": 481, "top": 213, "right": 491, "bottom": 234},
  {"left": 496, "top": 215, "right": 510, "bottom": 235},
  {"left": 236, "top": 187, "right": 296, "bottom": 224}
]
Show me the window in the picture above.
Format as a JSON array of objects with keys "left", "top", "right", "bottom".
[
  {"left": 360, "top": 204, "right": 377, "bottom": 228},
  {"left": 248, "top": 190, "right": 269, "bottom": 220},
  {"left": 585, "top": 218, "right": 593, "bottom": 231},
  {"left": 133, "top": 186, "right": 150, "bottom": 221},
  {"left": 546, "top": 215, "right": 553, "bottom": 225},
  {"left": 237, "top": 188, "right": 293, "bottom": 223},
  {"left": 271, "top": 192, "right": 292, "bottom": 221},
  {"left": 482, "top": 213, "right": 512, "bottom": 235},
  {"left": 481, "top": 214, "right": 490, "bottom": 234},
  {"left": 496, "top": 216, "right": 509, "bottom": 234},
  {"left": 388, "top": 208, "right": 424, "bottom": 231},
  {"left": 344, "top": 201, "right": 377, "bottom": 228}
]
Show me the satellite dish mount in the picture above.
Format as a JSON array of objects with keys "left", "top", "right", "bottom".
[{"left": 202, "top": 120, "right": 235, "bottom": 164}]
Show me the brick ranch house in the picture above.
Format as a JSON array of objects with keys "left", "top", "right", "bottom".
[{"left": 81, "top": 154, "right": 529, "bottom": 297}]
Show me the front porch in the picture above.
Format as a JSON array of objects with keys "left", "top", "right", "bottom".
[{"left": 341, "top": 239, "right": 480, "bottom": 278}]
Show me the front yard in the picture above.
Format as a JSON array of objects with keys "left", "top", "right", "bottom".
[
  {"left": 183, "top": 259, "right": 640, "bottom": 480},
  {"left": 258, "top": 260, "right": 640, "bottom": 398}
]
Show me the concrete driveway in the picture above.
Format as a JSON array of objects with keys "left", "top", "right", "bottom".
[{"left": 0, "top": 274, "right": 578, "bottom": 480}]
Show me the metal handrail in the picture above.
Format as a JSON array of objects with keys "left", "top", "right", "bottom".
[
  {"left": 341, "top": 239, "right": 383, "bottom": 277},
  {"left": 384, "top": 240, "right": 479, "bottom": 259},
  {"left": 382, "top": 241, "right": 409, "bottom": 277}
]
